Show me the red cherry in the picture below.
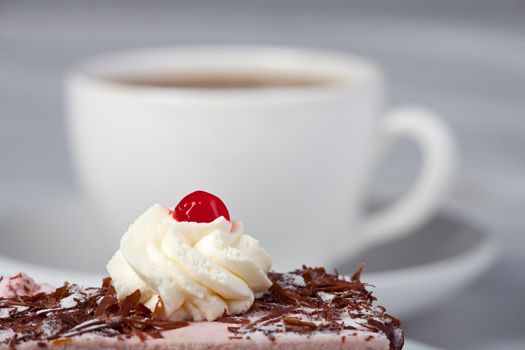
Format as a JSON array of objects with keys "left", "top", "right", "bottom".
[{"left": 173, "top": 190, "right": 230, "bottom": 223}]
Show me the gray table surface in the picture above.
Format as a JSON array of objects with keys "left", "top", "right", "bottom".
[{"left": 1, "top": 1, "right": 524, "bottom": 349}]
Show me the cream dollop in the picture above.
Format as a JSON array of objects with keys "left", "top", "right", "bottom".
[{"left": 107, "top": 204, "right": 272, "bottom": 321}]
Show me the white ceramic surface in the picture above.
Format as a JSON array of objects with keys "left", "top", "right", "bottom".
[
  {"left": 0, "top": 197, "right": 495, "bottom": 318},
  {"left": 67, "top": 46, "right": 457, "bottom": 271}
]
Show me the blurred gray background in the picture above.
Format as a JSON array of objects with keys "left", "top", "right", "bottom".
[{"left": 1, "top": 1, "right": 524, "bottom": 349}]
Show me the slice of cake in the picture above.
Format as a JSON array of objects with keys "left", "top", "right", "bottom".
[
  {"left": 0, "top": 267, "right": 402, "bottom": 349},
  {"left": 0, "top": 191, "right": 403, "bottom": 349}
]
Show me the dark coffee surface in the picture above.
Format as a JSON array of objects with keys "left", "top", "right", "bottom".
[{"left": 112, "top": 71, "right": 336, "bottom": 89}]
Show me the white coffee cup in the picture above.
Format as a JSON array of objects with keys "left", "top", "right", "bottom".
[{"left": 67, "top": 46, "right": 456, "bottom": 271}]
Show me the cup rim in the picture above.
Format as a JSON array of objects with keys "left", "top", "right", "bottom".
[{"left": 67, "top": 45, "right": 384, "bottom": 103}]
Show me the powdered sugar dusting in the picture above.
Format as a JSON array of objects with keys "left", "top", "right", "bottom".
[
  {"left": 226, "top": 266, "right": 403, "bottom": 350},
  {"left": 0, "top": 305, "right": 30, "bottom": 319},
  {"left": 0, "top": 277, "right": 190, "bottom": 346},
  {"left": 60, "top": 293, "right": 85, "bottom": 309},
  {"left": 0, "top": 329, "right": 14, "bottom": 343},
  {"left": 317, "top": 291, "right": 335, "bottom": 303},
  {"left": 0, "top": 308, "right": 12, "bottom": 319},
  {"left": 41, "top": 317, "right": 60, "bottom": 338},
  {"left": 1, "top": 268, "right": 403, "bottom": 349},
  {"left": 277, "top": 273, "right": 306, "bottom": 289}
]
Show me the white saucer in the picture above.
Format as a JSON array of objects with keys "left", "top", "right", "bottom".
[
  {"left": 341, "top": 211, "right": 497, "bottom": 317},
  {"left": 404, "top": 339, "right": 443, "bottom": 350},
  {"left": 0, "top": 197, "right": 496, "bottom": 319},
  {"left": 0, "top": 197, "right": 114, "bottom": 287}
]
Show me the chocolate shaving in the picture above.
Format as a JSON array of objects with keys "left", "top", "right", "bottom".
[
  {"left": 119, "top": 290, "right": 141, "bottom": 316},
  {"left": 283, "top": 317, "right": 319, "bottom": 330},
  {"left": 269, "top": 282, "right": 311, "bottom": 307},
  {"left": 135, "top": 303, "right": 152, "bottom": 318},
  {"left": 94, "top": 295, "right": 119, "bottom": 317},
  {"left": 0, "top": 278, "right": 188, "bottom": 347},
  {"left": 0, "top": 266, "right": 403, "bottom": 350},
  {"left": 216, "top": 316, "right": 250, "bottom": 325},
  {"left": 229, "top": 266, "right": 403, "bottom": 350},
  {"left": 351, "top": 263, "right": 365, "bottom": 282}
]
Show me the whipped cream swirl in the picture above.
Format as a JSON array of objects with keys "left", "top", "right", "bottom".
[{"left": 107, "top": 204, "right": 272, "bottom": 321}]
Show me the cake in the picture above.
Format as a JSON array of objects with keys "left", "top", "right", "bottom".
[{"left": 0, "top": 191, "right": 403, "bottom": 349}]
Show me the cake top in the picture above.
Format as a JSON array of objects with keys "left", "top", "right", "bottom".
[{"left": 0, "top": 266, "right": 403, "bottom": 350}]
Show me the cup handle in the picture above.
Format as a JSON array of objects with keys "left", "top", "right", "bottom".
[{"left": 353, "top": 106, "right": 457, "bottom": 254}]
